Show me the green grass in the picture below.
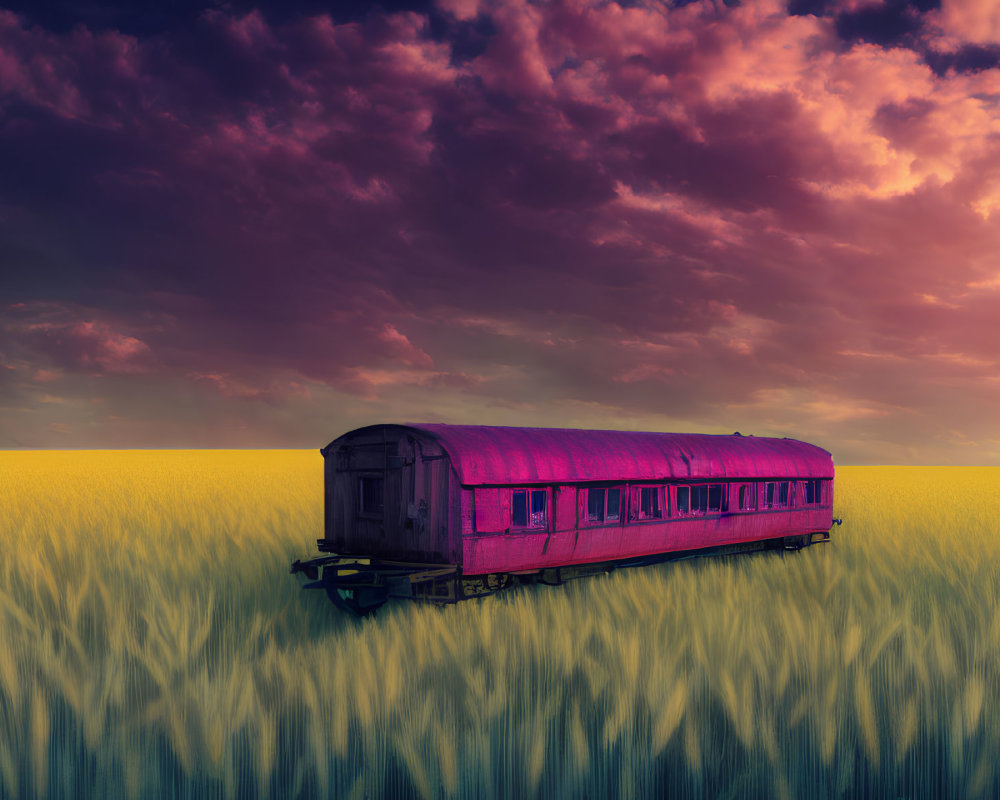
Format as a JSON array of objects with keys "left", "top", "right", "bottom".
[{"left": 1, "top": 454, "right": 999, "bottom": 798}]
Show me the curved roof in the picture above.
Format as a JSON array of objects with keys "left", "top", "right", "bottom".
[{"left": 390, "top": 424, "right": 833, "bottom": 485}]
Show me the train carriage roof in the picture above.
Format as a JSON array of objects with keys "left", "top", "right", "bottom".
[{"left": 328, "top": 424, "right": 834, "bottom": 485}]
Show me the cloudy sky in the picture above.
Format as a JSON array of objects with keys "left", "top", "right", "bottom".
[{"left": 2, "top": 0, "right": 999, "bottom": 463}]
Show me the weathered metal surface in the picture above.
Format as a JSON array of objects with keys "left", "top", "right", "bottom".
[
  {"left": 555, "top": 484, "right": 577, "bottom": 531},
  {"left": 318, "top": 423, "right": 836, "bottom": 576},
  {"left": 473, "top": 487, "right": 507, "bottom": 532},
  {"left": 405, "top": 424, "right": 833, "bottom": 485},
  {"left": 462, "top": 507, "right": 834, "bottom": 574}
]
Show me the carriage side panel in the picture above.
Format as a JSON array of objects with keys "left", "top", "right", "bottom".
[
  {"left": 460, "top": 486, "right": 475, "bottom": 538},
  {"left": 462, "top": 480, "right": 834, "bottom": 574},
  {"left": 473, "top": 488, "right": 506, "bottom": 533},
  {"left": 555, "top": 485, "right": 577, "bottom": 532}
]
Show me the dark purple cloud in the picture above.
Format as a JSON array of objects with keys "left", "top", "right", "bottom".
[
  {"left": 1, "top": 0, "right": 1000, "bottom": 462},
  {"left": 834, "top": 1, "right": 932, "bottom": 48}
]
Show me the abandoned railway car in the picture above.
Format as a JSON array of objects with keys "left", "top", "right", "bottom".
[{"left": 291, "top": 423, "right": 838, "bottom": 615}]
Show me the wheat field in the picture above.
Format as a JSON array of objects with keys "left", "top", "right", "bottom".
[{"left": 1, "top": 452, "right": 999, "bottom": 798}]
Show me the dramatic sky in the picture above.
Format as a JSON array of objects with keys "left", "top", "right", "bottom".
[{"left": 2, "top": 0, "right": 1000, "bottom": 462}]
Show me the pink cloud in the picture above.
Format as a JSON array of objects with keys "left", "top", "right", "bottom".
[
  {"left": 340, "top": 366, "right": 482, "bottom": 400},
  {"left": 933, "top": 0, "right": 1000, "bottom": 46},
  {"left": 378, "top": 323, "right": 434, "bottom": 368},
  {"left": 189, "top": 372, "right": 266, "bottom": 400},
  {"left": 474, "top": 1, "right": 554, "bottom": 98},
  {"left": 187, "top": 371, "right": 318, "bottom": 406},
  {"left": 0, "top": 12, "right": 143, "bottom": 123},
  {"left": 15, "top": 317, "right": 155, "bottom": 375},
  {"left": 437, "top": 0, "right": 482, "bottom": 23},
  {"left": 31, "top": 368, "right": 60, "bottom": 382},
  {"left": 613, "top": 364, "right": 677, "bottom": 384}
]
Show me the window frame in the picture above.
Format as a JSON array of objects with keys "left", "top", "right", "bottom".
[
  {"left": 672, "top": 483, "right": 727, "bottom": 517},
  {"left": 358, "top": 474, "right": 384, "bottom": 519},
  {"left": 629, "top": 484, "right": 666, "bottom": 522},
  {"left": 510, "top": 487, "right": 549, "bottom": 532},
  {"left": 674, "top": 485, "right": 690, "bottom": 516},
  {"left": 801, "top": 478, "right": 823, "bottom": 506},
  {"left": 737, "top": 483, "right": 756, "bottom": 511},
  {"left": 583, "top": 485, "right": 625, "bottom": 526},
  {"left": 761, "top": 480, "right": 791, "bottom": 510}
]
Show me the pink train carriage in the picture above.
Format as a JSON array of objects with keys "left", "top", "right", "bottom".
[{"left": 291, "top": 423, "right": 839, "bottom": 615}]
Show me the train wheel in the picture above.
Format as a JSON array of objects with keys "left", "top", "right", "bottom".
[
  {"left": 486, "top": 573, "right": 512, "bottom": 593},
  {"left": 325, "top": 584, "right": 387, "bottom": 617}
]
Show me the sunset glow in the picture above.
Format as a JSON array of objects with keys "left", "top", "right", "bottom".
[{"left": 1, "top": 0, "right": 999, "bottom": 463}]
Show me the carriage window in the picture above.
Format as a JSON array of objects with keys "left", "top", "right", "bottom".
[
  {"left": 607, "top": 488, "right": 621, "bottom": 520},
  {"left": 683, "top": 484, "right": 725, "bottom": 515},
  {"left": 738, "top": 484, "right": 755, "bottom": 511},
  {"left": 512, "top": 488, "right": 547, "bottom": 529},
  {"left": 587, "top": 487, "right": 622, "bottom": 524},
  {"left": 676, "top": 486, "right": 690, "bottom": 514},
  {"left": 512, "top": 491, "right": 527, "bottom": 526},
  {"left": 763, "top": 481, "right": 789, "bottom": 509},
  {"left": 803, "top": 479, "right": 822, "bottom": 505},
  {"left": 359, "top": 476, "right": 383, "bottom": 515},
  {"left": 531, "top": 490, "right": 547, "bottom": 526},
  {"left": 709, "top": 485, "right": 723, "bottom": 512},
  {"left": 638, "top": 487, "right": 663, "bottom": 520},
  {"left": 587, "top": 488, "right": 605, "bottom": 522},
  {"left": 693, "top": 485, "right": 708, "bottom": 513}
]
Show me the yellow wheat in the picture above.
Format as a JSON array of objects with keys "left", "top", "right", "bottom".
[{"left": 2, "top": 454, "right": 1000, "bottom": 797}]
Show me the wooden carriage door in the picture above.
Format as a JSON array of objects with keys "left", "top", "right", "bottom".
[
  {"left": 382, "top": 457, "right": 402, "bottom": 546},
  {"left": 355, "top": 435, "right": 407, "bottom": 551},
  {"left": 397, "top": 438, "right": 420, "bottom": 553}
]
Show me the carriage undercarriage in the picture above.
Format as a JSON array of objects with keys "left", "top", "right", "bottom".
[{"left": 291, "top": 528, "right": 834, "bottom": 617}]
